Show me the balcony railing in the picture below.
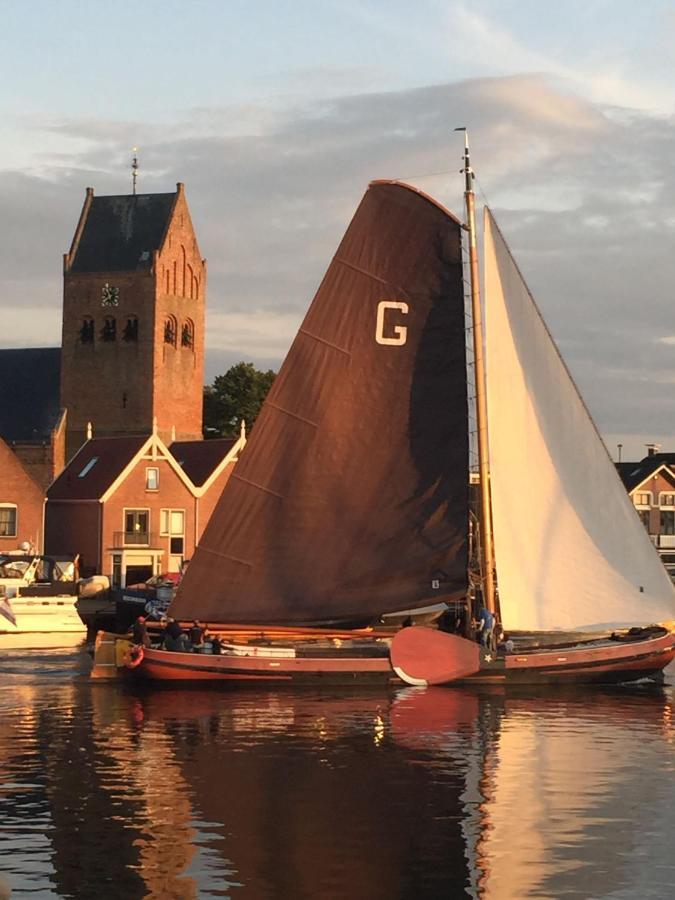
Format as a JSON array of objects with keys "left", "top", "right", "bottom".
[{"left": 112, "top": 531, "right": 159, "bottom": 548}]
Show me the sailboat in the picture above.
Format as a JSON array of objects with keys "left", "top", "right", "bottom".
[
  {"left": 391, "top": 134, "right": 675, "bottom": 685},
  {"left": 92, "top": 134, "right": 675, "bottom": 685}
]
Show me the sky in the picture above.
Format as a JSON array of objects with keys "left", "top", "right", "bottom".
[{"left": 2, "top": 0, "right": 675, "bottom": 458}]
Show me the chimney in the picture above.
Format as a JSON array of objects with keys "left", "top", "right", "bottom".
[{"left": 646, "top": 443, "right": 661, "bottom": 457}]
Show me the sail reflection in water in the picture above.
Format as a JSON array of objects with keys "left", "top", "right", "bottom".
[{"left": 1, "top": 652, "right": 675, "bottom": 898}]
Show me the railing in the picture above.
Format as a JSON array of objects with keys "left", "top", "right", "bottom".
[
  {"left": 657, "top": 534, "right": 675, "bottom": 549},
  {"left": 112, "top": 532, "right": 159, "bottom": 548}
]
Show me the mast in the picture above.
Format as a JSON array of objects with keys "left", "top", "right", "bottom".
[{"left": 458, "top": 128, "right": 496, "bottom": 615}]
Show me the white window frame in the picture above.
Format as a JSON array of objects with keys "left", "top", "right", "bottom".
[
  {"left": 145, "top": 467, "right": 160, "bottom": 491},
  {"left": 0, "top": 503, "right": 17, "bottom": 538},
  {"left": 633, "top": 491, "right": 653, "bottom": 508},
  {"left": 123, "top": 508, "right": 151, "bottom": 546},
  {"left": 659, "top": 492, "right": 675, "bottom": 507},
  {"left": 160, "top": 508, "right": 185, "bottom": 537}
]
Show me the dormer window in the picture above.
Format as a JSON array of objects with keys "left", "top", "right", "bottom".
[{"left": 79, "top": 457, "right": 99, "bottom": 478}]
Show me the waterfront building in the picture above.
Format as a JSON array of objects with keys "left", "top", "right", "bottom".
[
  {"left": 44, "top": 425, "right": 245, "bottom": 584},
  {"left": 618, "top": 449, "right": 675, "bottom": 580}
]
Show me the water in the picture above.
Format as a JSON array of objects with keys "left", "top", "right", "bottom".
[{"left": 1, "top": 648, "right": 674, "bottom": 899}]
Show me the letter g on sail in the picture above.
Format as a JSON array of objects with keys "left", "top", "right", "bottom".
[{"left": 375, "top": 300, "right": 409, "bottom": 346}]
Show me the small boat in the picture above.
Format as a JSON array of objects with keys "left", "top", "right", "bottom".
[
  {"left": 94, "top": 134, "right": 675, "bottom": 685},
  {"left": 0, "top": 552, "right": 87, "bottom": 648}
]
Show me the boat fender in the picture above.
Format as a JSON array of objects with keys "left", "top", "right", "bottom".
[{"left": 123, "top": 644, "right": 144, "bottom": 669}]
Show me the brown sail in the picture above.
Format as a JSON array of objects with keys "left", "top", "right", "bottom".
[{"left": 172, "top": 180, "right": 468, "bottom": 624}]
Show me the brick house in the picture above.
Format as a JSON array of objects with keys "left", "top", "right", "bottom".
[
  {"left": 0, "top": 436, "right": 45, "bottom": 552},
  {"left": 44, "top": 427, "right": 245, "bottom": 586},
  {"left": 617, "top": 450, "right": 675, "bottom": 580}
]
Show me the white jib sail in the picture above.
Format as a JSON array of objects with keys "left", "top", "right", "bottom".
[{"left": 484, "top": 208, "right": 675, "bottom": 631}]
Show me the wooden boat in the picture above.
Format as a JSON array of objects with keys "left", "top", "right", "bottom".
[
  {"left": 391, "top": 133, "right": 675, "bottom": 685},
  {"left": 91, "top": 625, "right": 397, "bottom": 684},
  {"left": 93, "top": 135, "right": 675, "bottom": 685}
]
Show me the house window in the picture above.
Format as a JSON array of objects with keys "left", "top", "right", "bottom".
[
  {"left": 660, "top": 509, "right": 675, "bottom": 536},
  {"left": 634, "top": 492, "right": 652, "bottom": 507},
  {"left": 161, "top": 508, "right": 185, "bottom": 555},
  {"left": 101, "top": 317, "right": 116, "bottom": 341},
  {"left": 80, "top": 318, "right": 95, "bottom": 343},
  {"left": 660, "top": 493, "right": 675, "bottom": 506},
  {"left": 124, "top": 510, "right": 149, "bottom": 545},
  {"left": 146, "top": 467, "right": 159, "bottom": 491},
  {"left": 638, "top": 509, "right": 651, "bottom": 531},
  {"left": 0, "top": 504, "right": 17, "bottom": 537}
]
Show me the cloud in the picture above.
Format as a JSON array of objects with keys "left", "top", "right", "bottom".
[{"left": 3, "top": 73, "right": 675, "bottom": 446}]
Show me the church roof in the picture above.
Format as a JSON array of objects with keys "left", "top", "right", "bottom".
[
  {"left": 170, "top": 438, "right": 237, "bottom": 487},
  {"left": 69, "top": 191, "right": 176, "bottom": 273},
  {"left": 0, "top": 348, "right": 62, "bottom": 443}
]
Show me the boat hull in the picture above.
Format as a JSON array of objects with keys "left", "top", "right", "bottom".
[
  {"left": 0, "top": 596, "right": 86, "bottom": 642},
  {"left": 91, "top": 631, "right": 397, "bottom": 685},
  {"left": 390, "top": 626, "right": 675, "bottom": 686}
]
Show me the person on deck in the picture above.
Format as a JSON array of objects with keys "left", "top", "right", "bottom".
[
  {"left": 190, "top": 620, "right": 205, "bottom": 651},
  {"left": 131, "top": 616, "right": 151, "bottom": 648},
  {"left": 477, "top": 606, "right": 495, "bottom": 649},
  {"left": 164, "top": 617, "right": 190, "bottom": 652}
]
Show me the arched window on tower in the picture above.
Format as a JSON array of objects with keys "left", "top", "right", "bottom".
[
  {"left": 164, "top": 315, "right": 177, "bottom": 346},
  {"left": 80, "top": 318, "right": 95, "bottom": 343},
  {"left": 101, "top": 317, "right": 116, "bottom": 342},
  {"left": 122, "top": 317, "right": 138, "bottom": 341},
  {"left": 181, "top": 318, "right": 194, "bottom": 349},
  {"left": 187, "top": 264, "right": 194, "bottom": 299},
  {"left": 181, "top": 245, "right": 187, "bottom": 296}
]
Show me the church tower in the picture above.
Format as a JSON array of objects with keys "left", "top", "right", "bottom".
[{"left": 61, "top": 183, "right": 206, "bottom": 457}]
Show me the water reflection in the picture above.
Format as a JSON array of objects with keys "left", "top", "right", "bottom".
[{"left": 1, "top": 651, "right": 674, "bottom": 899}]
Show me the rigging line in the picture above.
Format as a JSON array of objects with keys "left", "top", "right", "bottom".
[{"left": 395, "top": 168, "right": 457, "bottom": 181}]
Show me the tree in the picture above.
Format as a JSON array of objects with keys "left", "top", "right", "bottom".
[{"left": 203, "top": 362, "right": 276, "bottom": 438}]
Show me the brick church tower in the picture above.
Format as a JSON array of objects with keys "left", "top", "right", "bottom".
[{"left": 61, "top": 183, "right": 206, "bottom": 457}]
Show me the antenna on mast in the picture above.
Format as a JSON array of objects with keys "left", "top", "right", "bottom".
[{"left": 131, "top": 147, "right": 139, "bottom": 195}]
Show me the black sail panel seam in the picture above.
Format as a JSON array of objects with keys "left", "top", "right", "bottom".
[
  {"left": 231, "top": 473, "right": 284, "bottom": 500},
  {"left": 264, "top": 401, "right": 319, "bottom": 429},
  {"left": 297, "top": 328, "right": 351, "bottom": 357}
]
